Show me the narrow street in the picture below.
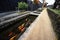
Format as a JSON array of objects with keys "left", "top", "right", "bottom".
[{"left": 18, "top": 8, "right": 57, "bottom": 40}]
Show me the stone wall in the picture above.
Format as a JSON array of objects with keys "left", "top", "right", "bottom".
[{"left": 47, "top": 9, "right": 60, "bottom": 40}]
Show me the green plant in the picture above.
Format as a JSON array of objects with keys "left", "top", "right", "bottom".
[
  {"left": 49, "top": 8, "right": 60, "bottom": 14},
  {"left": 18, "top": 2, "right": 28, "bottom": 10}
]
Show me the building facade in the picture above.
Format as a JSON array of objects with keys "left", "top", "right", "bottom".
[
  {"left": 0, "top": 0, "right": 42, "bottom": 12},
  {"left": 53, "top": 0, "right": 60, "bottom": 9},
  {"left": 0, "top": 0, "right": 27, "bottom": 12}
]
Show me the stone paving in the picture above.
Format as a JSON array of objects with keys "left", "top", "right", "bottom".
[{"left": 18, "top": 8, "right": 57, "bottom": 40}]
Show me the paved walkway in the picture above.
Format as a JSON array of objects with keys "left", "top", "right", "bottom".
[{"left": 18, "top": 8, "right": 57, "bottom": 40}]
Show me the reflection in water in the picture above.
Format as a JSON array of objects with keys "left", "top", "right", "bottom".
[
  {"left": 18, "top": 23, "right": 25, "bottom": 32},
  {"left": 10, "top": 34, "right": 17, "bottom": 40},
  {"left": 0, "top": 15, "right": 37, "bottom": 40}
]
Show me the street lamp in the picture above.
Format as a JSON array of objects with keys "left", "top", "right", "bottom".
[{"left": 42, "top": 0, "right": 45, "bottom": 9}]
